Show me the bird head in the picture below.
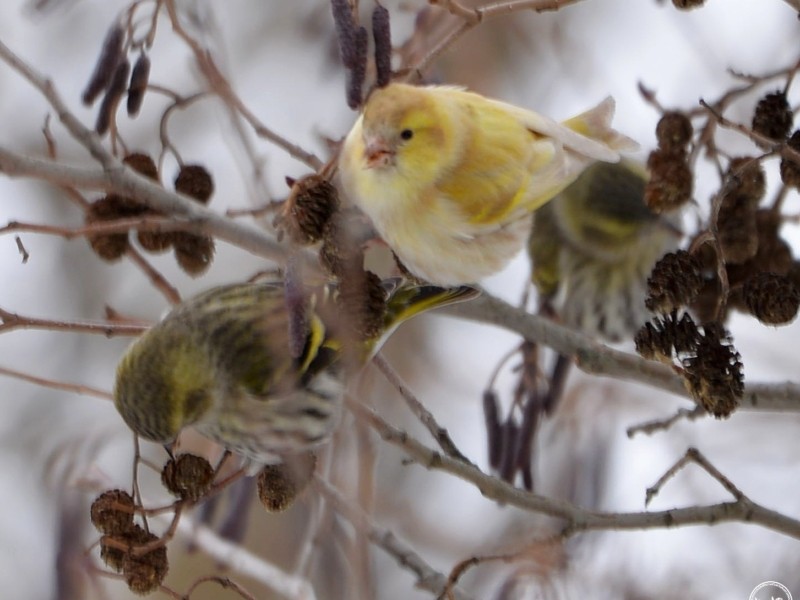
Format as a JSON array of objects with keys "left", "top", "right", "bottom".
[
  {"left": 113, "top": 324, "right": 215, "bottom": 445},
  {"left": 359, "top": 83, "right": 449, "bottom": 175}
]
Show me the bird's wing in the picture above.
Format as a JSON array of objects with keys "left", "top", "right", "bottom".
[{"left": 486, "top": 96, "right": 638, "bottom": 161}]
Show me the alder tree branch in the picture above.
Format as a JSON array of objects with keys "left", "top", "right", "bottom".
[
  {"left": 446, "top": 292, "right": 800, "bottom": 412},
  {"left": 353, "top": 402, "right": 800, "bottom": 541}
]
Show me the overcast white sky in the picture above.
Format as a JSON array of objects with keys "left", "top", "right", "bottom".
[{"left": 1, "top": 1, "right": 800, "bottom": 599}]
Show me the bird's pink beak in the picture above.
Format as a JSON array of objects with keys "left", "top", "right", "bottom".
[{"left": 364, "top": 137, "right": 394, "bottom": 169}]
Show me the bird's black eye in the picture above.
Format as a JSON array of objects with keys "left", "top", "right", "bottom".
[{"left": 400, "top": 129, "right": 413, "bottom": 141}]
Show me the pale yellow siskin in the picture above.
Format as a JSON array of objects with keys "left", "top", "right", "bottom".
[{"left": 339, "top": 82, "right": 637, "bottom": 285}]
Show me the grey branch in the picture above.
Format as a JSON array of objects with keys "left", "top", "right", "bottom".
[
  {"left": 355, "top": 402, "right": 800, "bottom": 540},
  {"left": 446, "top": 292, "right": 800, "bottom": 411}
]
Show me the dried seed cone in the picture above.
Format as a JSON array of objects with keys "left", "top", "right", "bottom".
[
  {"left": 281, "top": 175, "right": 340, "bottom": 245},
  {"left": 682, "top": 323, "right": 743, "bottom": 418},
  {"left": 337, "top": 269, "right": 388, "bottom": 340},
  {"left": 99, "top": 524, "right": 155, "bottom": 574},
  {"left": 787, "top": 260, "right": 800, "bottom": 292},
  {"left": 86, "top": 194, "right": 147, "bottom": 261},
  {"left": 320, "top": 234, "right": 346, "bottom": 276},
  {"left": 119, "top": 153, "right": 177, "bottom": 253},
  {"left": 257, "top": 452, "right": 317, "bottom": 512},
  {"left": 645, "top": 250, "right": 703, "bottom": 313},
  {"left": 672, "top": 0, "right": 705, "bottom": 8},
  {"left": 161, "top": 454, "right": 215, "bottom": 502},
  {"left": 121, "top": 526, "right": 168, "bottom": 595},
  {"left": 635, "top": 311, "right": 700, "bottom": 362},
  {"left": 100, "top": 535, "right": 127, "bottom": 572},
  {"left": 752, "top": 91, "right": 793, "bottom": 142},
  {"left": 717, "top": 199, "right": 758, "bottom": 264},
  {"left": 174, "top": 165, "right": 214, "bottom": 205},
  {"left": 780, "top": 130, "right": 800, "bottom": 188},
  {"left": 726, "top": 209, "right": 793, "bottom": 288},
  {"left": 137, "top": 229, "right": 175, "bottom": 253},
  {"left": 656, "top": 112, "right": 693, "bottom": 151},
  {"left": 319, "top": 211, "right": 360, "bottom": 277},
  {"left": 725, "top": 157, "right": 766, "bottom": 204},
  {"left": 692, "top": 278, "right": 725, "bottom": 324},
  {"left": 688, "top": 241, "right": 725, "bottom": 323},
  {"left": 716, "top": 158, "right": 765, "bottom": 264},
  {"left": 87, "top": 227, "right": 129, "bottom": 261},
  {"left": 123, "top": 153, "right": 159, "bottom": 181},
  {"left": 645, "top": 149, "right": 693, "bottom": 213},
  {"left": 754, "top": 211, "right": 793, "bottom": 274},
  {"left": 90, "top": 489, "right": 135, "bottom": 535},
  {"left": 634, "top": 320, "right": 672, "bottom": 362},
  {"left": 742, "top": 272, "right": 800, "bottom": 325},
  {"left": 173, "top": 233, "right": 215, "bottom": 276}
]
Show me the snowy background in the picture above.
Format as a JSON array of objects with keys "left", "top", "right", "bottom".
[{"left": 1, "top": 0, "right": 799, "bottom": 598}]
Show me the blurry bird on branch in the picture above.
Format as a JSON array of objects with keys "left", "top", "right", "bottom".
[{"left": 485, "top": 161, "right": 682, "bottom": 489}]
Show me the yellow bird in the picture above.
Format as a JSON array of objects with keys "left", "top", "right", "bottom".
[
  {"left": 338, "top": 82, "right": 637, "bottom": 285},
  {"left": 530, "top": 160, "right": 681, "bottom": 341}
]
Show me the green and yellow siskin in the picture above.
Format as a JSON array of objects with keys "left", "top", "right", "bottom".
[
  {"left": 529, "top": 160, "right": 680, "bottom": 341},
  {"left": 113, "top": 279, "right": 476, "bottom": 463}
]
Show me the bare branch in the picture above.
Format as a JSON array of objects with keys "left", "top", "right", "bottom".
[
  {"left": 372, "top": 353, "right": 470, "bottom": 462},
  {"left": 0, "top": 306, "right": 148, "bottom": 336},
  {"left": 0, "top": 365, "right": 112, "bottom": 400},
  {"left": 627, "top": 405, "right": 706, "bottom": 438},
  {"left": 446, "top": 292, "right": 800, "bottom": 411},
  {"left": 410, "top": 0, "right": 584, "bottom": 77},
  {"left": 0, "top": 147, "right": 287, "bottom": 262},
  {"left": 162, "top": 0, "right": 323, "bottom": 170},
  {"left": 645, "top": 447, "right": 745, "bottom": 506},
  {"left": 354, "top": 402, "right": 800, "bottom": 540},
  {"left": 125, "top": 246, "right": 182, "bottom": 305}
]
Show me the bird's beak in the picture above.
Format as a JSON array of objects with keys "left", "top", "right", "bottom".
[{"left": 363, "top": 136, "right": 394, "bottom": 169}]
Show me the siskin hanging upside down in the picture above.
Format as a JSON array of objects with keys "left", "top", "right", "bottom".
[{"left": 113, "top": 279, "right": 477, "bottom": 464}]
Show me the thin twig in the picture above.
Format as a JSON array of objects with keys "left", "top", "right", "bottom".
[
  {"left": 0, "top": 365, "right": 112, "bottom": 400},
  {"left": 14, "top": 235, "right": 29, "bottom": 263},
  {"left": 125, "top": 246, "right": 182, "bottom": 305},
  {"left": 411, "top": 0, "right": 583, "bottom": 77},
  {"left": 353, "top": 402, "right": 800, "bottom": 540},
  {"left": 181, "top": 576, "right": 258, "bottom": 600},
  {"left": 0, "top": 306, "right": 149, "bottom": 336},
  {"left": 0, "top": 37, "right": 287, "bottom": 263},
  {"left": 645, "top": 447, "right": 745, "bottom": 506},
  {"left": 0, "top": 147, "right": 287, "bottom": 263},
  {"left": 627, "top": 405, "right": 707, "bottom": 438},
  {"left": 445, "top": 292, "right": 800, "bottom": 411},
  {"left": 162, "top": 0, "right": 323, "bottom": 170},
  {"left": 372, "top": 352, "right": 470, "bottom": 462},
  {"left": 440, "top": 553, "right": 514, "bottom": 600}
]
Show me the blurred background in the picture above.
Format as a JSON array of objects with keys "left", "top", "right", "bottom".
[{"left": 1, "top": 0, "right": 799, "bottom": 598}]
